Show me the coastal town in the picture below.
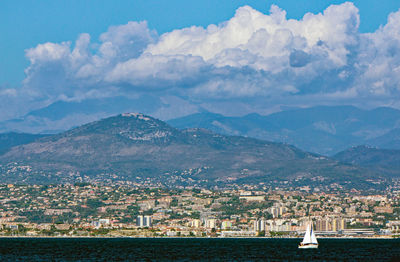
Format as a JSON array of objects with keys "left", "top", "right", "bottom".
[{"left": 0, "top": 183, "right": 399, "bottom": 238}]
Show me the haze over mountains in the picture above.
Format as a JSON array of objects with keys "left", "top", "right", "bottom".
[
  {"left": 169, "top": 106, "right": 400, "bottom": 155},
  {"left": 0, "top": 96, "right": 169, "bottom": 134},
  {"left": 333, "top": 146, "right": 400, "bottom": 177},
  {"left": 1, "top": 103, "right": 400, "bottom": 156},
  {"left": 0, "top": 112, "right": 386, "bottom": 188}
]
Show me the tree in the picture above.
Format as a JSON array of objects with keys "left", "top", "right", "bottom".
[{"left": 257, "top": 230, "right": 265, "bottom": 237}]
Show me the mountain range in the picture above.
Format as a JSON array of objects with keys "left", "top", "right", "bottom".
[
  {"left": 2, "top": 101, "right": 400, "bottom": 156},
  {"left": 168, "top": 106, "right": 400, "bottom": 155},
  {"left": 0, "top": 113, "right": 385, "bottom": 188}
]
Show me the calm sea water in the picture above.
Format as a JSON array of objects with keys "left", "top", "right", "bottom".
[{"left": 0, "top": 238, "right": 399, "bottom": 261}]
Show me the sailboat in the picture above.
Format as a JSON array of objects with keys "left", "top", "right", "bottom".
[{"left": 298, "top": 221, "right": 318, "bottom": 249}]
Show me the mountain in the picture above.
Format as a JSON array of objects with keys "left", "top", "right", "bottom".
[
  {"left": 0, "top": 113, "right": 379, "bottom": 188},
  {"left": 168, "top": 106, "right": 400, "bottom": 155},
  {"left": 4, "top": 103, "right": 400, "bottom": 156},
  {"left": 366, "top": 128, "right": 400, "bottom": 149},
  {"left": 0, "top": 132, "right": 49, "bottom": 155},
  {"left": 333, "top": 146, "right": 400, "bottom": 176}
]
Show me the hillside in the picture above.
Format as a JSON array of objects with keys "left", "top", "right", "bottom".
[
  {"left": 0, "top": 132, "right": 48, "bottom": 154},
  {"left": 0, "top": 113, "right": 379, "bottom": 188},
  {"left": 3, "top": 104, "right": 400, "bottom": 156},
  {"left": 168, "top": 106, "right": 400, "bottom": 155},
  {"left": 333, "top": 146, "right": 400, "bottom": 176}
]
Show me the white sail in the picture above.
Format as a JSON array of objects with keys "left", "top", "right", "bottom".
[
  {"left": 301, "top": 224, "right": 311, "bottom": 244},
  {"left": 299, "top": 221, "right": 318, "bottom": 248},
  {"left": 310, "top": 224, "right": 318, "bottom": 244}
]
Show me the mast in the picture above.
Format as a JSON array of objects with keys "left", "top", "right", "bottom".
[{"left": 310, "top": 223, "right": 318, "bottom": 244}]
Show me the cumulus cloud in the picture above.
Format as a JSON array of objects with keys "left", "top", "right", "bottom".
[
  {"left": 7, "top": 2, "right": 400, "bottom": 122},
  {"left": 23, "top": 21, "right": 157, "bottom": 100}
]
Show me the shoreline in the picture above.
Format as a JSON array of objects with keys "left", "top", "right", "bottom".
[{"left": 0, "top": 235, "right": 396, "bottom": 239}]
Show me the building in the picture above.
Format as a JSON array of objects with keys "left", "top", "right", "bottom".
[
  {"left": 315, "top": 217, "right": 345, "bottom": 232},
  {"left": 137, "top": 215, "right": 152, "bottom": 227},
  {"left": 254, "top": 219, "right": 266, "bottom": 232},
  {"left": 136, "top": 215, "right": 143, "bottom": 227},
  {"left": 316, "top": 219, "right": 329, "bottom": 231},
  {"left": 374, "top": 206, "right": 393, "bottom": 214},
  {"left": 267, "top": 219, "right": 291, "bottom": 232},
  {"left": 267, "top": 206, "right": 287, "bottom": 218},
  {"left": 92, "top": 218, "right": 111, "bottom": 228},
  {"left": 205, "top": 218, "right": 217, "bottom": 229},
  {"left": 189, "top": 219, "right": 202, "bottom": 228},
  {"left": 221, "top": 220, "right": 232, "bottom": 230},
  {"left": 387, "top": 221, "right": 400, "bottom": 233},
  {"left": 220, "top": 231, "right": 256, "bottom": 237},
  {"left": 331, "top": 218, "right": 345, "bottom": 231},
  {"left": 239, "top": 195, "right": 265, "bottom": 202},
  {"left": 144, "top": 215, "right": 152, "bottom": 227}
]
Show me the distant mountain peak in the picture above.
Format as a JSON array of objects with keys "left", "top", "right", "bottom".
[
  {"left": 121, "top": 112, "right": 152, "bottom": 121},
  {"left": 346, "top": 145, "right": 379, "bottom": 152},
  {"left": 183, "top": 128, "right": 214, "bottom": 134}
]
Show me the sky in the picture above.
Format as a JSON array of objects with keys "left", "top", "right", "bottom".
[
  {"left": 2, "top": 0, "right": 400, "bottom": 86},
  {"left": 1, "top": 0, "right": 400, "bottom": 130}
]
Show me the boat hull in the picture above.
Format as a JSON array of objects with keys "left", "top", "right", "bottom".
[{"left": 298, "top": 244, "right": 318, "bottom": 249}]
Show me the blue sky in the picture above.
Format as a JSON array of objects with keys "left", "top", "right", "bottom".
[
  {"left": 2, "top": 1, "right": 400, "bottom": 132},
  {"left": 1, "top": 0, "right": 400, "bottom": 86}
]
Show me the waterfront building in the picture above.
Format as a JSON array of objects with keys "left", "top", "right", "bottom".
[
  {"left": 190, "top": 219, "right": 202, "bottom": 228},
  {"left": 254, "top": 219, "right": 266, "bottom": 232},
  {"left": 136, "top": 215, "right": 151, "bottom": 227},
  {"left": 144, "top": 215, "right": 152, "bottom": 227},
  {"left": 221, "top": 220, "right": 232, "bottom": 230},
  {"left": 205, "top": 218, "right": 217, "bottom": 229},
  {"left": 331, "top": 218, "right": 345, "bottom": 231},
  {"left": 315, "top": 217, "right": 345, "bottom": 232},
  {"left": 267, "top": 219, "right": 291, "bottom": 232},
  {"left": 136, "top": 215, "right": 144, "bottom": 227}
]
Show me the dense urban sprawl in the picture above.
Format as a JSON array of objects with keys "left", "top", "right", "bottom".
[{"left": 0, "top": 183, "right": 399, "bottom": 238}]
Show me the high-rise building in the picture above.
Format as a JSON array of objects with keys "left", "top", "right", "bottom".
[
  {"left": 205, "top": 218, "right": 217, "bottom": 229},
  {"left": 190, "top": 219, "right": 201, "bottom": 228},
  {"left": 267, "top": 206, "right": 287, "bottom": 218},
  {"left": 316, "top": 219, "right": 329, "bottom": 231},
  {"left": 254, "top": 219, "right": 266, "bottom": 232},
  {"left": 144, "top": 215, "right": 152, "bottom": 227},
  {"left": 137, "top": 215, "right": 152, "bottom": 227},
  {"left": 136, "top": 215, "right": 144, "bottom": 227},
  {"left": 315, "top": 217, "right": 345, "bottom": 232},
  {"left": 332, "top": 218, "right": 345, "bottom": 231}
]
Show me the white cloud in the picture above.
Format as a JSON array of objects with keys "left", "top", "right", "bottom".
[
  {"left": 103, "top": 2, "right": 363, "bottom": 99},
  {"left": 5, "top": 2, "right": 400, "bottom": 123},
  {"left": 106, "top": 53, "right": 208, "bottom": 89},
  {"left": 146, "top": 3, "right": 359, "bottom": 68},
  {"left": 25, "top": 42, "right": 71, "bottom": 64}
]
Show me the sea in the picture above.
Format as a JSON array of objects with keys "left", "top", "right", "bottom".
[{"left": 0, "top": 238, "right": 399, "bottom": 261}]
